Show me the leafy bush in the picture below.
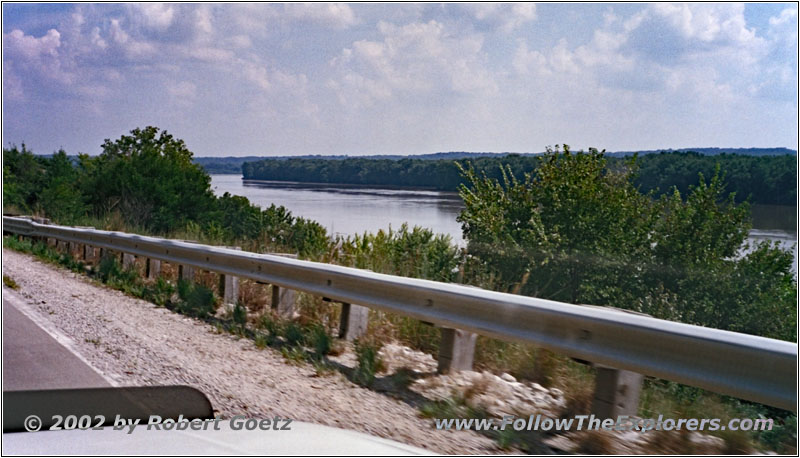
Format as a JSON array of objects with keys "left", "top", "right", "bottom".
[
  {"left": 142, "top": 278, "right": 175, "bottom": 307},
  {"left": 176, "top": 279, "right": 216, "bottom": 318},
  {"left": 284, "top": 322, "right": 305, "bottom": 347},
  {"left": 458, "top": 146, "right": 797, "bottom": 341}
]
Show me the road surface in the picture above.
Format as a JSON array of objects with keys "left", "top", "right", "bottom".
[{"left": 3, "top": 288, "right": 110, "bottom": 391}]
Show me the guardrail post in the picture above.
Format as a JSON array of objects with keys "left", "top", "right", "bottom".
[
  {"left": 591, "top": 366, "right": 644, "bottom": 419},
  {"left": 218, "top": 247, "right": 241, "bottom": 312},
  {"left": 179, "top": 265, "right": 196, "bottom": 283},
  {"left": 219, "top": 273, "right": 239, "bottom": 312},
  {"left": 146, "top": 259, "right": 161, "bottom": 280},
  {"left": 437, "top": 328, "right": 477, "bottom": 373},
  {"left": 338, "top": 303, "right": 369, "bottom": 341},
  {"left": 271, "top": 285, "right": 295, "bottom": 318},
  {"left": 83, "top": 245, "right": 95, "bottom": 263},
  {"left": 121, "top": 253, "right": 136, "bottom": 270}
]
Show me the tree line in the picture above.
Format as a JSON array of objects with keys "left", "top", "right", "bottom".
[
  {"left": 3, "top": 128, "right": 796, "bottom": 342},
  {"left": 242, "top": 152, "right": 796, "bottom": 205}
]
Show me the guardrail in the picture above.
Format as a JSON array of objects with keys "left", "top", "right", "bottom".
[{"left": 3, "top": 216, "right": 796, "bottom": 412}]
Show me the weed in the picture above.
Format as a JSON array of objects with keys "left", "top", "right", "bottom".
[
  {"left": 142, "top": 277, "right": 175, "bottom": 307},
  {"left": 419, "top": 396, "right": 485, "bottom": 419},
  {"left": 232, "top": 303, "right": 248, "bottom": 327},
  {"left": 3, "top": 275, "right": 19, "bottom": 289},
  {"left": 176, "top": 279, "right": 217, "bottom": 318},
  {"left": 353, "top": 338, "right": 385, "bottom": 387},
  {"left": 84, "top": 337, "right": 101, "bottom": 347},
  {"left": 254, "top": 334, "right": 269, "bottom": 349},
  {"left": 307, "top": 323, "right": 332, "bottom": 358},
  {"left": 281, "top": 346, "right": 307, "bottom": 365},
  {"left": 284, "top": 322, "right": 305, "bottom": 347},
  {"left": 313, "top": 360, "right": 337, "bottom": 377}
]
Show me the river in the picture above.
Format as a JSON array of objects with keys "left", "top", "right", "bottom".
[{"left": 210, "top": 174, "right": 797, "bottom": 270}]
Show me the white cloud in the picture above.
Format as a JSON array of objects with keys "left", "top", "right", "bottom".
[
  {"left": 132, "top": 3, "right": 176, "bottom": 31},
  {"left": 329, "top": 19, "right": 496, "bottom": 106},
  {"left": 463, "top": 3, "right": 536, "bottom": 32},
  {"left": 623, "top": 3, "right": 767, "bottom": 65},
  {"left": 283, "top": 3, "right": 358, "bottom": 29},
  {"left": 3, "top": 28, "right": 73, "bottom": 85},
  {"left": 2, "top": 3, "right": 796, "bottom": 156}
]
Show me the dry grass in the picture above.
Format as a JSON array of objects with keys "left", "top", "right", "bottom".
[
  {"left": 574, "top": 430, "right": 617, "bottom": 454},
  {"left": 238, "top": 279, "right": 271, "bottom": 313}
]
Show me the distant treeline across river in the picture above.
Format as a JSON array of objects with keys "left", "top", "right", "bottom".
[{"left": 239, "top": 152, "right": 797, "bottom": 206}]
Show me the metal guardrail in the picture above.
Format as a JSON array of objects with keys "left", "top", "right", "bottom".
[{"left": 3, "top": 216, "right": 797, "bottom": 411}]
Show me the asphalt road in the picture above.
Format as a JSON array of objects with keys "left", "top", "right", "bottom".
[{"left": 3, "top": 289, "right": 110, "bottom": 391}]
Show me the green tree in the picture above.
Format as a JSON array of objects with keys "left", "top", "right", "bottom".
[
  {"left": 2, "top": 144, "right": 46, "bottom": 213},
  {"left": 38, "top": 150, "right": 88, "bottom": 224},
  {"left": 458, "top": 145, "right": 796, "bottom": 341},
  {"left": 82, "top": 126, "right": 216, "bottom": 233}
]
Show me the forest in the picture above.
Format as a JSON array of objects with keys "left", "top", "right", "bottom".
[{"left": 242, "top": 152, "right": 797, "bottom": 205}]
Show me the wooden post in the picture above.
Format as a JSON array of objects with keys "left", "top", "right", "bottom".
[
  {"left": 437, "top": 328, "right": 477, "bottom": 374},
  {"left": 217, "top": 246, "right": 240, "bottom": 312},
  {"left": 83, "top": 245, "right": 95, "bottom": 264},
  {"left": 271, "top": 285, "right": 296, "bottom": 318},
  {"left": 146, "top": 259, "right": 161, "bottom": 280},
  {"left": 121, "top": 253, "right": 136, "bottom": 270},
  {"left": 338, "top": 303, "right": 369, "bottom": 341},
  {"left": 179, "top": 264, "right": 196, "bottom": 283},
  {"left": 577, "top": 304, "right": 646, "bottom": 419},
  {"left": 218, "top": 273, "right": 239, "bottom": 312},
  {"left": 591, "top": 366, "right": 644, "bottom": 419}
]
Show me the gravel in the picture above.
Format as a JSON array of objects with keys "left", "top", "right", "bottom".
[{"left": 2, "top": 248, "right": 501, "bottom": 454}]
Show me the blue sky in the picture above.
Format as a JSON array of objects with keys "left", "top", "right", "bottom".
[{"left": 2, "top": 3, "right": 797, "bottom": 157}]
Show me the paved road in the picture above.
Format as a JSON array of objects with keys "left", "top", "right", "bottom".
[{"left": 3, "top": 289, "right": 110, "bottom": 390}]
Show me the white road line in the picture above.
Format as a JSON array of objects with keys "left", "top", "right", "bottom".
[{"left": 2, "top": 286, "right": 121, "bottom": 387}]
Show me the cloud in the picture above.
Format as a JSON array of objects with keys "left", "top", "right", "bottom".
[
  {"left": 3, "top": 28, "right": 74, "bottom": 87},
  {"left": 623, "top": 3, "right": 767, "bottom": 65},
  {"left": 461, "top": 3, "right": 536, "bottom": 32},
  {"left": 283, "top": 3, "right": 358, "bottom": 29},
  {"left": 2, "top": 3, "right": 796, "bottom": 156},
  {"left": 132, "top": 3, "right": 176, "bottom": 31},
  {"left": 329, "top": 19, "right": 497, "bottom": 106}
]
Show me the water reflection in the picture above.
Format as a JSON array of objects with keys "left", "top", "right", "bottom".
[{"left": 211, "top": 175, "right": 797, "bottom": 270}]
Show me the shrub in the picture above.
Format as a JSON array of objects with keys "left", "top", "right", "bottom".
[
  {"left": 308, "top": 324, "right": 332, "bottom": 358},
  {"left": 353, "top": 338, "right": 384, "bottom": 387},
  {"left": 176, "top": 279, "right": 217, "bottom": 318},
  {"left": 232, "top": 303, "right": 248, "bottom": 327}
]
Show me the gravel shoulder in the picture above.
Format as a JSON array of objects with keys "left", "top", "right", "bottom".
[{"left": 2, "top": 248, "right": 500, "bottom": 454}]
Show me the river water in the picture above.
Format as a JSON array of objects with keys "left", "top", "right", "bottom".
[{"left": 211, "top": 175, "right": 797, "bottom": 270}]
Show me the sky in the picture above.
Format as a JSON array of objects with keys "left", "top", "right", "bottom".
[{"left": 2, "top": 2, "right": 798, "bottom": 157}]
